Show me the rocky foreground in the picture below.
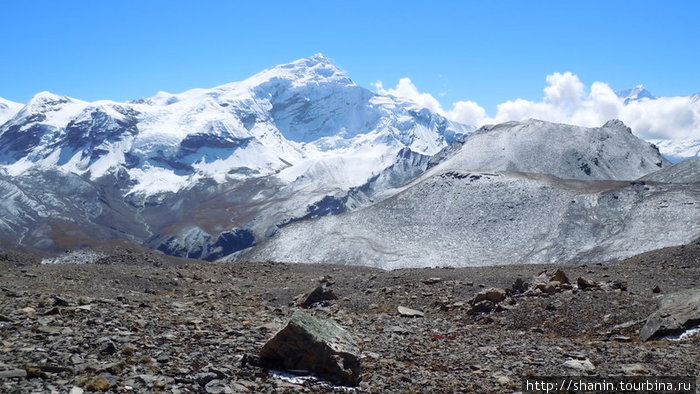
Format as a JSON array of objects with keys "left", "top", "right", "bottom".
[{"left": 0, "top": 242, "right": 698, "bottom": 393}]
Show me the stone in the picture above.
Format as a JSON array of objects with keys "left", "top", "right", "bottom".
[
  {"left": 195, "top": 372, "right": 218, "bottom": 387},
  {"left": 470, "top": 288, "right": 506, "bottom": 304},
  {"left": 24, "top": 366, "right": 45, "bottom": 379},
  {"left": 35, "top": 325, "right": 62, "bottom": 335},
  {"left": 509, "top": 278, "right": 528, "bottom": 295},
  {"left": 100, "top": 341, "right": 118, "bottom": 355},
  {"left": 53, "top": 296, "right": 71, "bottom": 307},
  {"left": 496, "top": 375, "right": 511, "bottom": 385},
  {"left": 397, "top": 306, "right": 424, "bottom": 317},
  {"left": 20, "top": 307, "right": 36, "bottom": 316},
  {"left": 469, "top": 300, "right": 495, "bottom": 314},
  {"left": 543, "top": 281, "right": 560, "bottom": 293},
  {"left": 85, "top": 375, "right": 111, "bottom": 391},
  {"left": 550, "top": 269, "right": 570, "bottom": 284},
  {"left": 69, "top": 387, "right": 84, "bottom": 394},
  {"left": 298, "top": 285, "right": 338, "bottom": 308},
  {"left": 576, "top": 276, "right": 598, "bottom": 289},
  {"left": 0, "top": 369, "right": 27, "bottom": 379},
  {"left": 640, "top": 288, "right": 700, "bottom": 341},
  {"left": 422, "top": 277, "right": 442, "bottom": 285},
  {"left": 620, "top": 363, "right": 649, "bottom": 375},
  {"left": 652, "top": 285, "right": 661, "bottom": 293},
  {"left": 205, "top": 379, "right": 228, "bottom": 393},
  {"left": 562, "top": 358, "right": 595, "bottom": 371},
  {"left": 259, "top": 311, "right": 361, "bottom": 386}
]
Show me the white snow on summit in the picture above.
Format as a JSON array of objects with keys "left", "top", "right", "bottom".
[
  {"left": 428, "top": 118, "right": 669, "bottom": 181},
  {"left": 0, "top": 54, "right": 469, "bottom": 197},
  {"left": 0, "top": 97, "right": 23, "bottom": 126}
]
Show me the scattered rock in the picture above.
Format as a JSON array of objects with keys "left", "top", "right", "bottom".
[
  {"left": 100, "top": 341, "right": 118, "bottom": 355},
  {"left": 640, "top": 288, "right": 700, "bottom": 341},
  {"left": 24, "top": 365, "right": 45, "bottom": 379},
  {"left": 298, "top": 284, "right": 338, "bottom": 308},
  {"left": 85, "top": 375, "right": 111, "bottom": 392},
  {"left": 509, "top": 278, "right": 528, "bottom": 295},
  {"left": 259, "top": 311, "right": 361, "bottom": 386},
  {"left": 611, "top": 280, "right": 628, "bottom": 291},
  {"left": 562, "top": 358, "right": 595, "bottom": 371},
  {"left": 53, "top": 296, "right": 71, "bottom": 307},
  {"left": 469, "top": 300, "right": 495, "bottom": 314},
  {"left": 422, "top": 277, "right": 442, "bottom": 285},
  {"left": 470, "top": 288, "right": 506, "bottom": 304},
  {"left": 0, "top": 369, "right": 27, "bottom": 379},
  {"left": 576, "top": 276, "right": 599, "bottom": 289},
  {"left": 652, "top": 285, "right": 661, "bottom": 294},
  {"left": 550, "top": 269, "right": 570, "bottom": 284},
  {"left": 620, "top": 363, "right": 649, "bottom": 375},
  {"left": 397, "top": 306, "right": 424, "bottom": 317},
  {"left": 195, "top": 371, "right": 218, "bottom": 387},
  {"left": 495, "top": 375, "right": 511, "bottom": 385}
]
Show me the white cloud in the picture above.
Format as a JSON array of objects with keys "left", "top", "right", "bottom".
[
  {"left": 374, "top": 73, "right": 700, "bottom": 145},
  {"left": 373, "top": 78, "right": 444, "bottom": 115},
  {"left": 447, "top": 100, "right": 487, "bottom": 126}
]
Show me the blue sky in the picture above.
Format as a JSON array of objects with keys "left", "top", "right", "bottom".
[{"left": 1, "top": 0, "right": 699, "bottom": 113}]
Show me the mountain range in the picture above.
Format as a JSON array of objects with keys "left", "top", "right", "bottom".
[{"left": 0, "top": 55, "right": 698, "bottom": 267}]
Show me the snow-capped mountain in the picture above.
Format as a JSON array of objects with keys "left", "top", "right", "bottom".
[
  {"left": 241, "top": 119, "right": 694, "bottom": 267},
  {"left": 0, "top": 54, "right": 468, "bottom": 194},
  {"left": 0, "top": 54, "right": 469, "bottom": 258},
  {"left": 614, "top": 86, "right": 699, "bottom": 161},
  {"left": 426, "top": 119, "right": 669, "bottom": 180},
  {"left": 0, "top": 56, "right": 694, "bottom": 265},
  {"left": 0, "top": 97, "right": 22, "bottom": 126},
  {"left": 648, "top": 138, "right": 700, "bottom": 163},
  {"left": 615, "top": 85, "right": 656, "bottom": 104}
]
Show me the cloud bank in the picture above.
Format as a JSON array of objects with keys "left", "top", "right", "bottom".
[{"left": 375, "top": 73, "right": 700, "bottom": 151}]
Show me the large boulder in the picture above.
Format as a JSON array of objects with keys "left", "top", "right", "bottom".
[
  {"left": 639, "top": 288, "right": 700, "bottom": 341},
  {"left": 259, "top": 311, "right": 361, "bottom": 386}
]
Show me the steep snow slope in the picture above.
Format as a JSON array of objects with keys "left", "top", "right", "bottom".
[
  {"left": 641, "top": 157, "right": 700, "bottom": 183},
  {"left": 0, "top": 97, "right": 22, "bottom": 126},
  {"left": 427, "top": 119, "right": 669, "bottom": 181},
  {"left": 243, "top": 170, "right": 700, "bottom": 268}
]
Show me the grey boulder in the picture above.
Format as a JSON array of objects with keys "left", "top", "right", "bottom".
[
  {"left": 259, "top": 311, "right": 361, "bottom": 386},
  {"left": 639, "top": 288, "right": 700, "bottom": 341}
]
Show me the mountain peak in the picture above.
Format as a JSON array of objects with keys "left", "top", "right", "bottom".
[
  {"left": 26, "top": 91, "right": 72, "bottom": 107},
  {"left": 246, "top": 54, "right": 353, "bottom": 88},
  {"left": 615, "top": 85, "right": 656, "bottom": 103},
  {"left": 602, "top": 119, "right": 632, "bottom": 133}
]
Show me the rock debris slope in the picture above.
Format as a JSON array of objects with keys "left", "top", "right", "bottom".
[
  {"left": 244, "top": 168, "right": 700, "bottom": 268},
  {"left": 640, "top": 157, "right": 700, "bottom": 184}
]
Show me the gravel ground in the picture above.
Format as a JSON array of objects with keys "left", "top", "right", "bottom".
[{"left": 0, "top": 242, "right": 698, "bottom": 393}]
